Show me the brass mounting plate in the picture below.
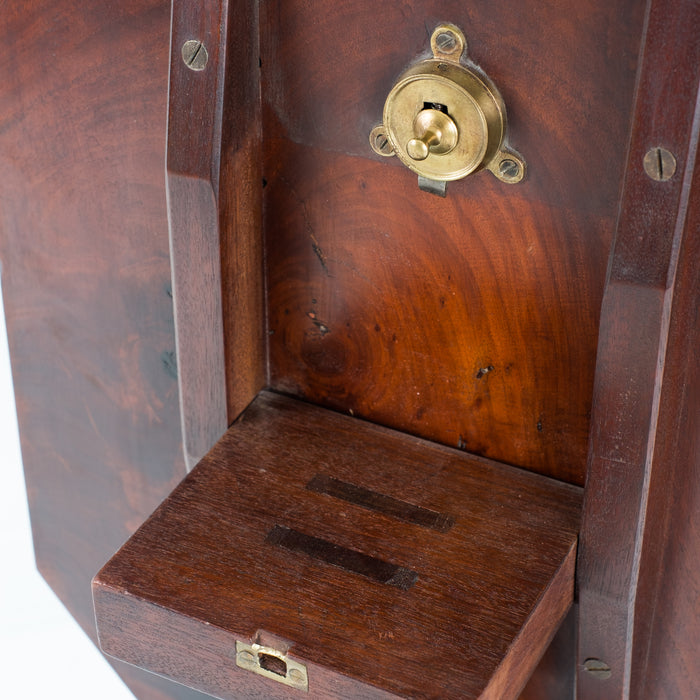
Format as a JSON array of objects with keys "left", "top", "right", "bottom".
[
  {"left": 236, "top": 640, "right": 309, "bottom": 692},
  {"left": 370, "top": 24, "right": 525, "bottom": 186}
]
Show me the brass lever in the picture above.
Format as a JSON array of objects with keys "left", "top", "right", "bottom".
[{"left": 407, "top": 109, "right": 459, "bottom": 161}]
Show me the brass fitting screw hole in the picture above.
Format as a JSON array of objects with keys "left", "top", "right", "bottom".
[
  {"left": 430, "top": 24, "right": 466, "bottom": 59},
  {"left": 498, "top": 159, "right": 520, "bottom": 180},
  {"left": 435, "top": 31, "right": 458, "bottom": 53},
  {"left": 369, "top": 125, "right": 396, "bottom": 156}
]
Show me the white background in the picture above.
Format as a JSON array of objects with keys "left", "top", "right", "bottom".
[{"left": 0, "top": 283, "right": 133, "bottom": 699}]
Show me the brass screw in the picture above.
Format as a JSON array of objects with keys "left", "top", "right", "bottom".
[
  {"left": 583, "top": 658, "right": 612, "bottom": 680},
  {"left": 369, "top": 126, "right": 395, "bottom": 157},
  {"left": 289, "top": 668, "right": 304, "bottom": 682},
  {"left": 498, "top": 158, "right": 521, "bottom": 180},
  {"left": 435, "top": 31, "right": 458, "bottom": 53},
  {"left": 181, "top": 40, "right": 208, "bottom": 71},
  {"left": 643, "top": 147, "right": 676, "bottom": 181},
  {"left": 238, "top": 650, "right": 255, "bottom": 664}
]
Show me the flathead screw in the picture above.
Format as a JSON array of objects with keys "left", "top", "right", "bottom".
[
  {"left": 643, "top": 147, "right": 676, "bottom": 181},
  {"left": 498, "top": 158, "right": 521, "bottom": 180},
  {"left": 181, "top": 40, "right": 208, "bottom": 71},
  {"left": 238, "top": 650, "right": 255, "bottom": 664},
  {"left": 289, "top": 668, "right": 304, "bottom": 682},
  {"left": 435, "top": 31, "right": 458, "bottom": 53},
  {"left": 583, "top": 658, "right": 612, "bottom": 680},
  {"left": 369, "top": 126, "right": 395, "bottom": 157}
]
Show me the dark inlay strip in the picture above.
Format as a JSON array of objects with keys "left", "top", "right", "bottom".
[
  {"left": 266, "top": 525, "right": 418, "bottom": 590},
  {"left": 306, "top": 474, "right": 455, "bottom": 533}
]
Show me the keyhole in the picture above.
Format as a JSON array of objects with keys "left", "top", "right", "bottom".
[
  {"left": 259, "top": 653, "right": 287, "bottom": 677},
  {"left": 423, "top": 102, "right": 449, "bottom": 115}
]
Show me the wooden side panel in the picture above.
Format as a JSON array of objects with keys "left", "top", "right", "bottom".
[
  {"left": 218, "top": 0, "right": 266, "bottom": 428},
  {"left": 168, "top": 0, "right": 265, "bottom": 469},
  {"left": 576, "top": 0, "right": 700, "bottom": 696},
  {"left": 630, "top": 144, "right": 700, "bottom": 700},
  {"left": 262, "top": 0, "right": 644, "bottom": 484},
  {"left": 0, "top": 1, "right": 211, "bottom": 698}
]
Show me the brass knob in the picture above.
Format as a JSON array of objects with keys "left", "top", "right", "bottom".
[
  {"left": 406, "top": 109, "right": 458, "bottom": 161},
  {"left": 369, "top": 24, "right": 525, "bottom": 189}
]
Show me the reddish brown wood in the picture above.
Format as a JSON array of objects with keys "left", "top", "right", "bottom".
[
  {"left": 218, "top": 1, "right": 266, "bottom": 429},
  {"left": 5, "top": 0, "right": 698, "bottom": 697},
  {"left": 519, "top": 607, "right": 577, "bottom": 700},
  {"left": 630, "top": 148, "right": 700, "bottom": 698},
  {"left": 576, "top": 0, "right": 700, "bottom": 696},
  {"left": 167, "top": 0, "right": 264, "bottom": 469},
  {"left": 261, "top": 0, "right": 645, "bottom": 485},
  {"left": 0, "top": 1, "right": 212, "bottom": 698},
  {"left": 94, "top": 391, "right": 582, "bottom": 700}
]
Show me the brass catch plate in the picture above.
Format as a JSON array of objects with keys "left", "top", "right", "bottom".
[{"left": 236, "top": 640, "right": 309, "bottom": 692}]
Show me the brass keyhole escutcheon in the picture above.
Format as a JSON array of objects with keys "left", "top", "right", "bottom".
[{"left": 370, "top": 24, "right": 526, "bottom": 192}]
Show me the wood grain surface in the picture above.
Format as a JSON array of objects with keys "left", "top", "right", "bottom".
[
  {"left": 630, "top": 136, "right": 700, "bottom": 700},
  {"left": 0, "top": 1, "right": 210, "bottom": 698},
  {"left": 94, "top": 391, "right": 582, "bottom": 700},
  {"left": 167, "top": 0, "right": 265, "bottom": 468},
  {"left": 261, "top": 0, "right": 645, "bottom": 485},
  {"left": 5, "top": 0, "right": 698, "bottom": 697},
  {"left": 576, "top": 0, "right": 700, "bottom": 697}
]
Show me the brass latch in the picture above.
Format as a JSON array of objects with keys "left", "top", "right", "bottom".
[
  {"left": 370, "top": 24, "right": 526, "bottom": 195},
  {"left": 236, "top": 640, "right": 309, "bottom": 692}
]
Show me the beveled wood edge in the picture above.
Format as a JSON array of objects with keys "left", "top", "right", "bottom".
[
  {"left": 91, "top": 529, "right": 579, "bottom": 700},
  {"left": 166, "top": 0, "right": 264, "bottom": 468},
  {"left": 167, "top": 0, "right": 228, "bottom": 469},
  {"left": 485, "top": 540, "right": 577, "bottom": 700},
  {"left": 576, "top": 0, "right": 700, "bottom": 695},
  {"left": 92, "top": 581, "right": 400, "bottom": 700}
]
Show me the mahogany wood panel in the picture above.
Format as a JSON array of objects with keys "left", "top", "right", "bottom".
[
  {"left": 0, "top": 1, "right": 211, "bottom": 698},
  {"left": 94, "top": 391, "right": 582, "bottom": 700},
  {"left": 576, "top": 0, "right": 700, "bottom": 696},
  {"left": 630, "top": 134, "right": 700, "bottom": 699},
  {"left": 167, "top": 0, "right": 264, "bottom": 468},
  {"left": 261, "top": 0, "right": 645, "bottom": 485}
]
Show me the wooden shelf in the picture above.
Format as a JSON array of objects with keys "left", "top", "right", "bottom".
[{"left": 93, "top": 392, "right": 582, "bottom": 699}]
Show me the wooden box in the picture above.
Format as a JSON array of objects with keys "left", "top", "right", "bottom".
[{"left": 94, "top": 392, "right": 581, "bottom": 699}]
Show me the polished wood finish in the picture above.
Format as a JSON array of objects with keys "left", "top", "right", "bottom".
[
  {"left": 3, "top": 0, "right": 698, "bottom": 697},
  {"left": 630, "top": 146, "right": 700, "bottom": 700},
  {"left": 0, "top": 1, "right": 209, "bottom": 698},
  {"left": 167, "top": 0, "right": 264, "bottom": 468},
  {"left": 576, "top": 0, "right": 700, "bottom": 696},
  {"left": 262, "top": 0, "right": 644, "bottom": 485},
  {"left": 94, "top": 391, "right": 582, "bottom": 700}
]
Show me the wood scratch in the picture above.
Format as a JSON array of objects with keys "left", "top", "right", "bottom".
[{"left": 310, "top": 232, "right": 330, "bottom": 276}]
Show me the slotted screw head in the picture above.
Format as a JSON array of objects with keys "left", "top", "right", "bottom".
[
  {"left": 583, "top": 658, "right": 612, "bottom": 680},
  {"left": 369, "top": 125, "right": 395, "bottom": 157},
  {"left": 435, "top": 31, "right": 458, "bottom": 53},
  {"left": 498, "top": 158, "right": 520, "bottom": 179},
  {"left": 181, "top": 40, "right": 208, "bottom": 71},
  {"left": 643, "top": 147, "right": 676, "bottom": 181}
]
